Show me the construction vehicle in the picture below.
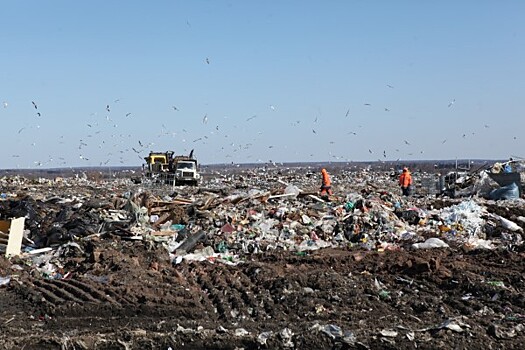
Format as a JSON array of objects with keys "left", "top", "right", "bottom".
[{"left": 143, "top": 150, "right": 200, "bottom": 186}]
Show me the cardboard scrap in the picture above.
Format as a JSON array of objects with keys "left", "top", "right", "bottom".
[{"left": 0, "top": 218, "right": 26, "bottom": 257}]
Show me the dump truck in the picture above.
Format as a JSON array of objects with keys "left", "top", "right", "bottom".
[{"left": 143, "top": 150, "right": 200, "bottom": 186}]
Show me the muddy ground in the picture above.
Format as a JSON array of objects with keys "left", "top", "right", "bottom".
[{"left": 1, "top": 240, "right": 524, "bottom": 349}]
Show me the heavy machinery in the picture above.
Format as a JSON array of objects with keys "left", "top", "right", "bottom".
[{"left": 143, "top": 150, "right": 200, "bottom": 186}]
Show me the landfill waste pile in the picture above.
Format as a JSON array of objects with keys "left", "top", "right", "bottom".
[{"left": 0, "top": 166, "right": 524, "bottom": 349}]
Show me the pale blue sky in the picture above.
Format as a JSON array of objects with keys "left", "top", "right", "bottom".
[{"left": 1, "top": 1, "right": 524, "bottom": 168}]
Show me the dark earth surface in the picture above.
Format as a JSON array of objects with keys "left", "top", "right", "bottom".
[{"left": 1, "top": 241, "right": 524, "bottom": 349}]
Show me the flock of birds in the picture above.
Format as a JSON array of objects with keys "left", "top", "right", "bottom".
[{"left": 3, "top": 75, "right": 517, "bottom": 169}]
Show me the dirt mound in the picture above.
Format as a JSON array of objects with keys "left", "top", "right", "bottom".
[{"left": 1, "top": 244, "right": 524, "bottom": 349}]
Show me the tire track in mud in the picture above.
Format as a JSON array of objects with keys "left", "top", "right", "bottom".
[
  {"left": 58, "top": 279, "right": 119, "bottom": 304},
  {"left": 217, "top": 270, "right": 247, "bottom": 320},
  {"left": 227, "top": 270, "right": 271, "bottom": 320},
  {"left": 195, "top": 267, "right": 233, "bottom": 321},
  {"left": 25, "top": 278, "right": 123, "bottom": 307},
  {"left": 243, "top": 265, "right": 278, "bottom": 318},
  {"left": 31, "top": 279, "right": 85, "bottom": 304}
]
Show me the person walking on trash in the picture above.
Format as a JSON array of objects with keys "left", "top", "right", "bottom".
[
  {"left": 399, "top": 167, "right": 413, "bottom": 196},
  {"left": 320, "top": 168, "right": 333, "bottom": 196}
]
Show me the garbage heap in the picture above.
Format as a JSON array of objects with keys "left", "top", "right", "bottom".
[{"left": 0, "top": 168, "right": 524, "bottom": 276}]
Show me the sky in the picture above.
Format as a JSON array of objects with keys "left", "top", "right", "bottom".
[{"left": 1, "top": 1, "right": 524, "bottom": 169}]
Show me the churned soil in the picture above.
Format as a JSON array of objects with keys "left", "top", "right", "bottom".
[{"left": 1, "top": 241, "right": 524, "bottom": 349}]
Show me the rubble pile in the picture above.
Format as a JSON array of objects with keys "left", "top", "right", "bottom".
[{"left": 0, "top": 166, "right": 524, "bottom": 349}]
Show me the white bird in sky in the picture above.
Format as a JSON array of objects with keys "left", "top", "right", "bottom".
[
  {"left": 404, "top": 140, "right": 410, "bottom": 145},
  {"left": 448, "top": 99, "right": 456, "bottom": 107},
  {"left": 269, "top": 105, "right": 275, "bottom": 111},
  {"left": 203, "top": 114, "right": 208, "bottom": 124},
  {"left": 3, "top": 101, "right": 7, "bottom": 108}
]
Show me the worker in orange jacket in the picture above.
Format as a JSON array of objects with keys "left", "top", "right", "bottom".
[
  {"left": 399, "top": 167, "right": 413, "bottom": 196},
  {"left": 320, "top": 168, "right": 333, "bottom": 196}
]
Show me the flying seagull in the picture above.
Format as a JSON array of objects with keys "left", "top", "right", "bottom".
[
  {"left": 345, "top": 109, "right": 350, "bottom": 117},
  {"left": 32, "top": 101, "right": 38, "bottom": 109},
  {"left": 203, "top": 114, "right": 208, "bottom": 124},
  {"left": 404, "top": 140, "right": 410, "bottom": 145},
  {"left": 448, "top": 99, "right": 456, "bottom": 108}
]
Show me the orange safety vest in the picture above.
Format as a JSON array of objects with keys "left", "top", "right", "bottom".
[
  {"left": 321, "top": 170, "right": 331, "bottom": 186},
  {"left": 399, "top": 171, "right": 412, "bottom": 187}
]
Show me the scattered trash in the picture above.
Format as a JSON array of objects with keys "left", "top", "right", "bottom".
[
  {"left": 486, "top": 280, "right": 505, "bottom": 288},
  {"left": 412, "top": 238, "right": 449, "bottom": 249},
  {"left": 0, "top": 162, "right": 523, "bottom": 348},
  {"left": 0, "top": 276, "right": 10, "bottom": 287},
  {"left": 489, "top": 182, "right": 520, "bottom": 200},
  {"left": 380, "top": 329, "right": 398, "bottom": 337}
]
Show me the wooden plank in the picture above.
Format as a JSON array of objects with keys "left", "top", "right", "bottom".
[
  {"left": 25, "top": 247, "right": 53, "bottom": 255},
  {"left": 268, "top": 193, "right": 298, "bottom": 200},
  {"left": 150, "top": 231, "right": 177, "bottom": 237},
  {"left": 308, "top": 194, "right": 326, "bottom": 203},
  {"left": 5, "top": 217, "right": 25, "bottom": 257}
]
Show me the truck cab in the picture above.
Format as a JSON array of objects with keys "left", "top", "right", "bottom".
[{"left": 173, "top": 158, "right": 200, "bottom": 186}]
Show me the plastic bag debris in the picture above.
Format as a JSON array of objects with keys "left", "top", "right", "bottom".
[
  {"left": 279, "top": 328, "right": 294, "bottom": 348},
  {"left": 380, "top": 329, "right": 398, "bottom": 337},
  {"left": 284, "top": 184, "right": 301, "bottom": 198},
  {"left": 257, "top": 331, "right": 273, "bottom": 345},
  {"left": 489, "top": 182, "right": 520, "bottom": 200},
  {"left": 321, "top": 324, "right": 343, "bottom": 339},
  {"left": 412, "top": 238, "right": 449, "bottom": 249},
  {"left": 464, "top": 238, "right": 495, "bottom": 251},
  {"left": 0, "top": 276, "right": 11, "bottom": 287},
  {"left": 496, "top": 215, "right": 523, "bottom": 232}
]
